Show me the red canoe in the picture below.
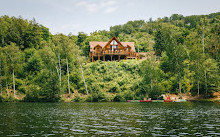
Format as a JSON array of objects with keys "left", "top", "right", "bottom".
[
  {"left": 164, "top": 100, "right": 173, "bottom": 102},
  {"left": 140, "top": 100, "right": 152, "bottom": 102}
]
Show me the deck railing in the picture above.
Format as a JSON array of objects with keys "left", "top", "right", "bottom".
[
  {"left": 103, "top": 50, "right": 129, "bottom": 55},
  {"left": 90, "top": 51, "right": 139, "bottom": 58}
]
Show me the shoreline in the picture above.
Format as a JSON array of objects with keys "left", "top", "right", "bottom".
[
  {"left": 1, "top": 91, "right": 220, "bottom": 103},
  {"left": 0, "top": 95, "right": 219, "bottom": 103}
]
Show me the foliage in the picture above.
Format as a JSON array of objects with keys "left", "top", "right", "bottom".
[
  {"left": 0, "top": 12, "right": 219, "bottom": 102},
  {"left": 0, "top": 94, "right": 18, "bottom": 102}
]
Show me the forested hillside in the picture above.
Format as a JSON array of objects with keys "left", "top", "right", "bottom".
[{"left": 0, "top": 12, "right": 219, "bottom": 102}]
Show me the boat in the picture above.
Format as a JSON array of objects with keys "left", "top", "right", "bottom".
[
  {"left": 164, "top": 100, "right": 173, "bottom": 102},
  {"left": 127, "top": 100, "right": 152, "bottom": 102},
  {"left": 127, "top": 99, "right": 185, "bottom": 103},
  {"left": 127, "top": 100, "right": 140, "bottom": 102},
  {"left": 173, "top": 99, "right": 187, "bottom": 102},
  {"left": 152, "top": 100, "right": 164, "bottom": 102},
  {"left": 140, "top": 100, "right": 152, "bottom": 102},
  {"left": 163, "top": 95, "right": 173, "bottom": 102}
]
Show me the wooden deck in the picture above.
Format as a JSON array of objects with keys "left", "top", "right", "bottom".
[{"left": 89, "top": 51, "right": 139, "bottom": 62}]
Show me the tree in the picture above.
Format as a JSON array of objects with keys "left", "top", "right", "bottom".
[
  {"left": 118, "top": 32, "right": 154, "bottom": 52},
  {"left": 186, "top": 28, "right": 219, "bottom": 96},
  {"left": 0, "top": 50, "right": 3, "bottom": 95},
  {"left": 156, "top": 23, "right": 187, "bottom": 94},
  {"left": 52, "top": 34, "right": 81, "bottom": 95},
  {"left": 77, "top": 32, "right": 87, "bottom": 47},
  {"left": 170, "top": 14, "right": 184, "bottom": 21},
  {"left": 140, "top": 59, "right": 163, "bottom": 99},
  {"left": 2, "top": 43, "right": 23, "bottom": 97}
]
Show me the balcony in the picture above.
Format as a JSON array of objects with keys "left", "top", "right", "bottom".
[
  {"left": 103, "top": 49, "right": 129, "bottom": 55},
  {"left": 90, "top": 50, "right": 139, "bottom": 58}
]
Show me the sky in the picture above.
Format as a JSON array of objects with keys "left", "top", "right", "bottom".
[{"left": 0, "top": 0, "right": 219, "bottom": 35}]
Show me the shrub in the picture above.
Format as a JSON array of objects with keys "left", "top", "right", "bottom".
[
  {"left": 0, "top": 95, "right": 18, "bottom": 102},
  {"left": 23, "top": 84, "right": 60, "bottom": 102},
  {"left": 113, "top": 94, "right": 125, "bottom": 102},
  {"left": 73, "top": 94, "right": 82, "bottom": 102},
  {"left": 86, "top": 92, "right": 107, "bottom": 102}
]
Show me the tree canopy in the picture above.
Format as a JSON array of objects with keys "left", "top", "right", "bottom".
[{"left": 0, "top": 12, "right": 219, "bottom": 102}]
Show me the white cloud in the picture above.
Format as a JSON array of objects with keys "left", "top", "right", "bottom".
[
  {"left": 105, "top": 7, "right": 118, "bottom": 14},
  {"left": 101, "top": 0, "right": 117, "bottom": 7},
  {"left": 76, "top": 1, "right": 88, "bottom": 6},
  {"left": 87, "top": 3, "right": 98, "bottom": 12},
  {"left": 76, "top": 1, "right": 98, "bottom": 13},
  {"left": 76, "top": 0, "right": 118, "bottom": 14}
]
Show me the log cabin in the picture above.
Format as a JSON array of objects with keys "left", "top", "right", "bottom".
[{"left": 89, "top": 36, "right": 139, "bottom": 62}]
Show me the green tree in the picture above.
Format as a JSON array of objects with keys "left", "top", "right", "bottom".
[
  {"left": 2, "top": 43, "right": 23, "bottom": 97},
  {"left": 52, "top": 34, "right": 82, "bottom": 95}
]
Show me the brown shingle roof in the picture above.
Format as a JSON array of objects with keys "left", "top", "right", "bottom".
[
  {"left": 89, "top": 42, "right": 108, "bottom": 49},
  {"left": 89, "top": 41, "right": 136, "bottom": 52},
  {"left": 121, "top": 42, "right": 135, "bottom": 52}
]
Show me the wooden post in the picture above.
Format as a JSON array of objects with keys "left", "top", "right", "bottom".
[
  {"left": 92, "top": 55, "right": 94, "bottom": 62},
  {"left": 137, "top": 54, "right": 139, "bottom": 60},
  {"left": 103, "top": 55, "right": 105, "bottom": 61},
  {"left": 118, "top": 55, "right": 120, "bottom": 61},
  {"left": 111, "top": 56, "right": 113, "bottom": 61}
]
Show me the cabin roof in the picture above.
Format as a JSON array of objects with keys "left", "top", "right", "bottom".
[
  {"left": 89, "top": 37, "right": 136, "bottom": 52},
  {"left": 89, "top": 42, "right": 108, "bottom": 49}
]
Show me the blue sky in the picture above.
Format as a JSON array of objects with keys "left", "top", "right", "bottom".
[{"left": 0, "top": 0, "right": 219, "bottom": 35}]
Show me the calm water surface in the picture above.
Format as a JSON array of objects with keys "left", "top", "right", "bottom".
[{"left": 0, "top": 102, "right": 220, "bottom": 136}]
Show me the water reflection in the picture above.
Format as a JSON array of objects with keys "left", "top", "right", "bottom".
[{"left": 0, "top": 102, "right": 219, "bottom": 136}]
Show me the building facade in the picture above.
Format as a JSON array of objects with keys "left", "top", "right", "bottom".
[{"left": 89, "top": 36, "right": 139, "bottom": 62}]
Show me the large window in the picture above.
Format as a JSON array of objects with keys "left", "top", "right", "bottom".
[
  {"left": 112, "top": 45, "right": 118, "bottom": 49},
  {"left": 110, "top": 40, "right": 118, "bottom": 50}
]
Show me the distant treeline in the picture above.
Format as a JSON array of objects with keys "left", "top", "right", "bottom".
[{"left": 0, "top": 12, "right": 219, "bottom": 102}]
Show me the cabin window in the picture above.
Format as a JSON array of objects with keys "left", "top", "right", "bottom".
[
  {"left": 97, "top": 48, "right": 100, "bottom": 52},
  {"left": 110, "top": 40, "right": 118, "bottom": 50},
  {"left": 111, "top": 45, "right": 118, "bottom": 49}
]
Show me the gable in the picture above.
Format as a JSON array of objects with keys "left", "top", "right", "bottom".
[
  {"left": 121, "top": 42, "right": 136, "bottom": 52},
  {"left": 89, "top": 42, "right": 107, "bottom": 52},
  {"left": 103, "top": 36, "right": 125, "bottom": 50},
  {"left": 89, "top": 36, "right": 136, "bottom": 52}
]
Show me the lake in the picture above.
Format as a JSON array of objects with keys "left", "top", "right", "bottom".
[{"left": 0, "top": 102, "right": 219, "bottom": 136}]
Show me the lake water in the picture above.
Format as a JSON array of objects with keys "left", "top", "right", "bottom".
[{"left": 0, "top": 102, "right": 220, "bottom": 136}]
